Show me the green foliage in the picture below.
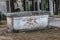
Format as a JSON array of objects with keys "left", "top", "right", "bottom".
[
  {"left": 41, "top": 0, "right": 46, "bottom": 10},
  {"left": 27, "top": 5, "right": 33, "bottom": 11},
  {"left": 30, "top": 5, "right": 33, "bottom": 11}
]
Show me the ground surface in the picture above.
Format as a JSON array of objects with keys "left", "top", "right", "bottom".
[
  {"left": 0, "top": 28, "right": 60, "bottom": 40},
  {"left": 0, "top": 27, "right": 60, "bottom": 40},
  {"left": 12, "top": 27, "right": 60, "bottom": 40},
  {"left": 0, "top": 27, "right": 12, "bottom": 40},
  {"left": 0, "top": 20, "right": 12, "bottom": 40}
]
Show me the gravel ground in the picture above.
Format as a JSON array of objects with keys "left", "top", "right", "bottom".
[
  {"left": 12, "top": 27, "right": 60, "bottom": 40},
  {"left": 0, "top": 25, "right": 12, "bottom": 40},
  {"left": 0, "top": 25, "right": 60, "bottom": 40},
  {"left": 0, "top": 36, "right": 12, "bottom": 40}
]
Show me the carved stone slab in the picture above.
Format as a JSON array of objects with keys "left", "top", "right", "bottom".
[{"left": 13, "top": 15, "right": 49, "bottom": 30}]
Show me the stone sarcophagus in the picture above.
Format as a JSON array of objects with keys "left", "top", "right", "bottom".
[
  {"left": 4, "top": 11, "right": 49, "bottom": 31},
  {"left": 13, "top": 15, "right": 49, "bottom": 30}
]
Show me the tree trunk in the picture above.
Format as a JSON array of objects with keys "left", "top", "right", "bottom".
[
  {"left": 10, "top": 0, "right": 14, "bottom": 12},
  {"left": 55, "top": 0, "right": 59, "bottom": 15}
]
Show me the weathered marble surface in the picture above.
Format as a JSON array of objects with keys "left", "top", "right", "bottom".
[{"left": 13, "top": 15, "right": 49, "bottom": 30}]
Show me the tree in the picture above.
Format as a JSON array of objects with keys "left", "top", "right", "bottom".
[
  {"left": 55, "top": 0, "right": 59, "bottom": 15},
  {"left": 41, "top": 0, "right": 46, "bottom": 10}
]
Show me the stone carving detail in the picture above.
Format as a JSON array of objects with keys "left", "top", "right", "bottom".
[
  {"left": 24, "top": 17, "right": 39, "bottom": 27},
  {"left": 13, "top": 15, "right": 49, "bottom": 30}
]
